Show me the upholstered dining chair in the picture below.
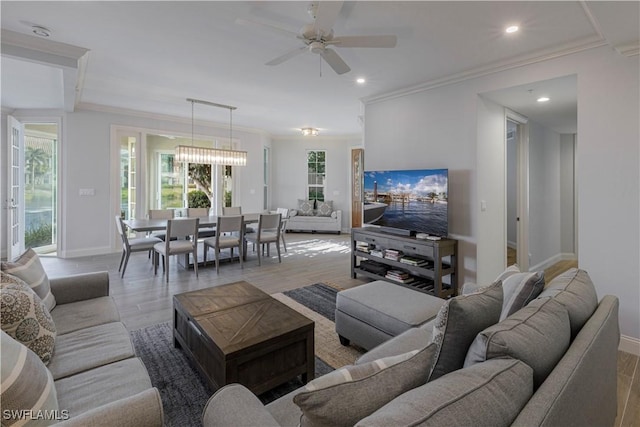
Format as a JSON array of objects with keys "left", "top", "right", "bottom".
[
  {"left": 203, "top": 215, "right": 244, "bottom": 273},
  {"left": 187, "top": 207, "right": 216, "bottom": 238},
  {"left": 276, "top": 207, "right": 289, "bottom": 252},
  {"left": 148, "top": 209, "right": 174, "bottom": 241},
  {"left": 153, "top": 218, "right": 199, "bottom": 282},
  {"left": 244, "top": 213, "right": 282, "bottom": 266},
  {"left": 222, "top": 206, "right": 242, "bottom": 215},
  {"left": 115, "top": 216, "right": 162, "bottom": 278}
]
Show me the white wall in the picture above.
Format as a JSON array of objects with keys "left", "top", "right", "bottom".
[
  {"left": 1, "top": 108, "right": 270, "bottom": 258},
  {"left": 270, "top": 136, "right": 360, "bottom": 232},
  {"left": 364, "top": 45, "right": 639, "bottom": 344},
  {"left": 529, "top": 120, "right": 562, "bottom": 269},
  {"left": 560, "top": 134, "right": 576, "bottom": 255}
]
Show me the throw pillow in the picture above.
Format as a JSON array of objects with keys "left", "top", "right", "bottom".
[
  {"left": 464, "top": 298, "right": 570, "bottom": 388},
  {"left": 316, "top": 200, "right": 333, "bottom": 217},
  {"left": 297, "top": 199, "right": 315, "bottom": 216},
  {"left": 1, "top": 330, "right": 60, "bottom": 423},
  {"left": 355, "top": 359, "right": 533, "bottom": 427},
  {"left": 293, "top": 343, "right": 437, "bottom": 427},
  {"left": 500, "top": 270, "right": 545, "bottom": 320},
  {"left": 1, "top": 248, "right": 56, "bottom": 311},
  {"left": 429, "top": 281, "right": 503, "bottom": 381},
  {"left": 496, "top": 264, "right": 521, "bottom": 281},
  {"left": 536, "top": 268, "right": 598, "bottom": 339},
  {"left": 1, "top": 271, "right": 57, "bottom": 365}
]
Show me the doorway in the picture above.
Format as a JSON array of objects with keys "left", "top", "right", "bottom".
[
  {"left": 506, "top": 116, "right": 528, "bottom": 269},
  {"left": 6, "top": 117, "right": 60, "bottom": 260}
]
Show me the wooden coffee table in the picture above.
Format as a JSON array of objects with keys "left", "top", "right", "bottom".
[{"left": 173, "top": 281, "right": 315, "bottom": 395}]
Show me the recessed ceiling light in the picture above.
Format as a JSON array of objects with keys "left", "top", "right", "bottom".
[
  {"left": 356, "top": 77, "right": 366, "bottom": 84},
  {"left": 32, "top": 25, "right": 51, "bottom": 37},
  {"left": 537, "top": 97, "right": 550, "bottom": 103},
  {"left": 505, "top": 25, "right": 519, "bottom": 34}
]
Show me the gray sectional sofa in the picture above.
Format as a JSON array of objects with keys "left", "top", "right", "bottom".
[
  {"left": 202, "top": 268, "right": 619, "bottom": 426},
  {"left": 1, "top": 262, "right": 163, "bottom": 426}
]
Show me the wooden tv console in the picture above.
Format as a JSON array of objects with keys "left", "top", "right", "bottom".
[{"left": 351, "top": 227, "right": 458, "bottom": 298}]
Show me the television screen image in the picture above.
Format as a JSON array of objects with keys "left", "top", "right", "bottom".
[{"left": 363, "top": 168, "right": 448, "bottom": 237}]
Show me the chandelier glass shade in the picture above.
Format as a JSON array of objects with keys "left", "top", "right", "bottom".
[
  {"left": 175, "top": 145, "right": 247, "bottom": 166},
  {"left": 176, "top": 98, "right": 246, "bottom": 166}
]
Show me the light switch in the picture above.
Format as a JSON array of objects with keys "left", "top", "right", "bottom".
[
  {"left": 480, "top": 200, "right": 487, "bottom": 211},
  {"left": 79, "top": 188, "right": 95, "bottom": 196}
]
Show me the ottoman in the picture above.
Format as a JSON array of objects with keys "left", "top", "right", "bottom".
[{"left": 335, "top": 280, "right": 445, "bottom": 351}]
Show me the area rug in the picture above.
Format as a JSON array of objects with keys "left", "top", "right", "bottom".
[{"left": 130, "top": 283, "right": 362, "bottom": 427}]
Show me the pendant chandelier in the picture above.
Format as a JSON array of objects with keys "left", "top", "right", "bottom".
[{"left": 174, "top": 98, "right": 247, "bottom": 166}]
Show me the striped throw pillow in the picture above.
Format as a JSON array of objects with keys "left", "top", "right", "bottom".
[
  {"left": 1, "top": 330, "right": 59, "bottom": 425},
  {"left": 2, "top": 249, "right": 56, "bottom": 311},
  {"left": 293, "top": 344, "right": 437, "bottom": 427}
]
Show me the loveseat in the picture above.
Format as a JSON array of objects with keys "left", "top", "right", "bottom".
[
  {"left": 286, "top": 200, "right": 342, "bottom": 234},
  {"left": 1, "top": 250, "right": 163, "bottom": 426},
  {"left": 202, "top": 268, "right": 619, "bottom": 426}
]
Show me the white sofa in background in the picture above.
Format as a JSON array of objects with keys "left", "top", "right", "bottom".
[{"left": 286, "top": 209, "right": 342, "bottom": 234}]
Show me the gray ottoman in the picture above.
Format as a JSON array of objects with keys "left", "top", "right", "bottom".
[{"left": 335, "top": 280, "right": 445, "bottom": 351}]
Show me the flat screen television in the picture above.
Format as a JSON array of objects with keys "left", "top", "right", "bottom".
[{"left": 363, "top": 168, "right": 448, "bottom": 237}]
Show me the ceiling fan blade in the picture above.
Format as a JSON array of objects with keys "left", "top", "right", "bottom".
[
  {"left": 236, "top": 18, "right": 300, "bottom": 39},
  {"left": 312, "top": 1, "right": 344, "bottom": 35},
  {"left": 266, "top": 46, "right": 307, "bottom": 66},
  {"left": 329, "top": 35, "right": 398, "bottom": 48},
  {"left": 320, "top": 48, "right": 351, "bottom": 75}
]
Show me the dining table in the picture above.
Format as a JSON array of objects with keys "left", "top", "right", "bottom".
[{"left": 123, "top": 213, "right": 261, "bottom": 268}]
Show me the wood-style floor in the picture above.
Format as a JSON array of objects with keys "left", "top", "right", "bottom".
[{"left": 39, "top": 233, "right": 637, "bottom": 426}]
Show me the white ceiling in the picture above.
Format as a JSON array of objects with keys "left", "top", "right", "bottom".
[{"left": 1, "top": 1, "right": 638, "bottom": 136}]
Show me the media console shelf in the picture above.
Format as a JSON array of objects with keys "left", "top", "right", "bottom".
[{"left": 351, "top": 227, "right": 458, "bottom": 298}]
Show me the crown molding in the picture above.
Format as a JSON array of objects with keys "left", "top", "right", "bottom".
[
  {"left": 614, "top": 42, "right": 640, "bottom": 57},
  {"left": 363, "top": 37, "right": 607, "bottom": 105},
  {"left": 76, "top": 102, "right": 271, "bottom": 137}
]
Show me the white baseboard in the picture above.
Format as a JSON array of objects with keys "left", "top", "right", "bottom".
[
  {"left": 620, "top": 335, "right": 640, "bottom": 356},
  {"left": 529, "top": 252, "right": 577, "bottom": 272},
  {"left": 61, "top": 246, "right": 113, "bottom": 258}
]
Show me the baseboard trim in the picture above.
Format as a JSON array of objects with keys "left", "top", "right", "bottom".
[
  {"left": 529, "top": 252, "right": 577, "bottom": 272},
  {"left": 62, "top": 246, "right": 113, "bottom": 258},
  {"left": 620, "top": 335, "right": 640, "bottom": 356}
]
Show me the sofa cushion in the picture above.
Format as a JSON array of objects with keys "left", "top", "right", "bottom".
[
  {"left": 430, "top": 281, "right": 503, "bottom": 381},
  {"left": 1, "top": 271, "right": 57, "bottom": 365},
  {"left": 316, "top": 200, "right": 333, "bottom": 217},
  {"left": 298, "top": 199, "right": 315, "bottom": 216},
  {"left": 1, "top": 330, "right": 59, "bottom": 423},
  {"left": 293, "top": 344, "right": 437, "bottom": 427},
  {"left": 356, "top": 358, "right": 533, "bottom": 427},
  {"left": 55, "top": 357, "right": 152, "bottom": 418},
  {"left": 50, "top": 296, "right": 120, "bottom": 335},
  {"left": 48, "top": 322, "right": 136, "bottom": 380},
  {"left": 464, "top": 298, "right": 570, "bottom": 388},
  {"left": 2, "top": 248, "right": 56, "bottom": 311},
  {"left": 536, "top": 268, "right": 598, "bottom": 338},
  {"left": 500, "top": 270, "right": 545, "bottom": 320}
]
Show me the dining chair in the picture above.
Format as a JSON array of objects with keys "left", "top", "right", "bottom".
[
  {"left": 187, "top": 207, "right": 216, "bottom": 238},
  {"left": 244, "top": 213, "right": 282, "bottom": 266},
  {"left": 222, "top": 206, "right": 242, "bottom": 215},
  {"left": 153, "top": 218, "right": 199, "bottom": 282},
  {"left": 203, "top": 215, "right": 244, "bottom": 273},
  {"left": 276, "top": 207, "right": 289, "bottom": 252},
  {"left": 115, "top": 216, "right": 162, "bottom": 278},
  {"left": 148, "top": 209, "right": 174, "bottom": 241}
]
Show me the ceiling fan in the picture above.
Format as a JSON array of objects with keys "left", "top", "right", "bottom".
[{"left": 238, "top": 1, "right": 397, "bottom": 75}]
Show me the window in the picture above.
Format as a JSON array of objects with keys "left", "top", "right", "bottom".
[{"left": 307, "top": 150, "right": 326, "bottom": 202}]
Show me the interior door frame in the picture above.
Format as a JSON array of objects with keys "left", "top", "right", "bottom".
[{"left": 505, "top": 109, "right": 529, "bottom": 270}]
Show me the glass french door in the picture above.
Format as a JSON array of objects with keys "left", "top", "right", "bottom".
[{"left": 7, "top": 116, "right": 24, "bottom": 260}]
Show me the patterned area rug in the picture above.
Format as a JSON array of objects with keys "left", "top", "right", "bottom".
[{"left": 130, "top": 283, "right": 362, "bottom": 427}]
